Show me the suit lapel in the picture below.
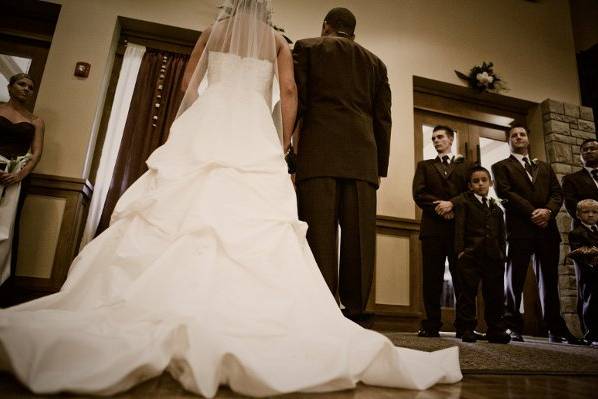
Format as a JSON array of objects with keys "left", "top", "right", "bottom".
[
  {"left": 531, "top": 161, "right": 540, "bottom": 184},
  {"left": 508, "top": 155, "right": 533, "bottom": 186},
  {"left": 582, "top": 169, "right": 598, "bottom": 195},
  {"left": 445, "top": 160, "right": 457, "bottom": 178}
]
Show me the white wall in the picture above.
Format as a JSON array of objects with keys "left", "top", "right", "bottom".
[{"left": 37, "top": 0, "right": 579, "bottom": 219}]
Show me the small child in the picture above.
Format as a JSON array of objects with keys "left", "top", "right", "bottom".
[
  {"left": 568, "top": 199, "right": 598, "bottom": 347},
  {"left": 453, "top": 165, "right": 510, "bottom": 343}
]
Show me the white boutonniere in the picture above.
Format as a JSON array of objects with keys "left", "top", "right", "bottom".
[
  {"left": 531, "top": 158, "right": 539, "bottom": 165},
  {"left": 453, "top": 154, "right": 465, "bottom": 163},
  {"left": 491, "top": 197, "right": 507, "bottom": 206}
]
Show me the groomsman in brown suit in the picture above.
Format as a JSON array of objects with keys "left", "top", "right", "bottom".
[
  {"left": 562, "top": 139, "right": 598, "bottom": 224},
  {"left": 492, "top": 125, "right": 582, "bottom": 344},
  {"left": 292, "top": 8, "right": 391, "bottom": 322},
  {"left": 562, "top": 139, "right": 598, "bottom": 335},
  {"left": 412, "top": 125, "right": 472, "bottom": 337}
]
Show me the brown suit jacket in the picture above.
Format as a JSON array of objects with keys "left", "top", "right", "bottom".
[
  {"left": 292, "top": 36, "right": 391, "bottom": 186},
  {"left": 562, "top": 168, "right": 598, "bottom": 221},
  {"left": 412, "top": 156, "right": 472, "bottom": 238},
  {"left": 492, "top": 156, "right": 563, "bottom": 241},
  {"left": 453, "top": 191, "right": 506, "bottom": 261}
]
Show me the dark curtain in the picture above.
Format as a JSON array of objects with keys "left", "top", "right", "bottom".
[
  {"left": 578, "top": 43, "right": 598, "bottom": 127},
  {"left": 95, "top": 48, "right": 188, "bottom": 235}
]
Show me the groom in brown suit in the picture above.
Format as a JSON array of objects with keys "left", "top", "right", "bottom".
[{"left": 293, "top": 7, "right": 391, "bottom": 322}]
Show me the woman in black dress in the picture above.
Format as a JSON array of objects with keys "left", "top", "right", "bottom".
[{"left": 0, "top": 73, "right": 44, "bottom": 284}]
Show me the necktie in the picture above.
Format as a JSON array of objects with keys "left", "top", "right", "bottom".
[
  {"left": 591, "top": 225, "right": 597, "bottom": 233},
  {"left": 442, "top": 155, "right": 450, "bottom": 166},
  {"left": 522, "top": 157, "right": 533, "bottom": 176},
  {"left": 591, "top": 169, "right": 598, "bottom": 182},
  {"left": 482, "top": 197, "right": 488, "bottom": 208}
]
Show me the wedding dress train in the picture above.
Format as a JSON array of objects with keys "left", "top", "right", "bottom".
[{"left": 0, "top": 52, "right": 461, "bottom": 397}]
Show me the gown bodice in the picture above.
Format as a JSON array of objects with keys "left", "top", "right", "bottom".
[
  {"left": 207, "top": 51, "right": 274, "bottom": 103},
  {"left": 0, "top": 116, "right": 34, "bottom": 159}
]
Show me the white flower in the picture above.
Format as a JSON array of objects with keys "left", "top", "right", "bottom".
[{"left": 476, "top": 71, "right": 493, "bottom": 85}]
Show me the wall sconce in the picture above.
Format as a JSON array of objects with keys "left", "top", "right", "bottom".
[{"left": 74, "top": 62, "right": 91, "bottom": 78}]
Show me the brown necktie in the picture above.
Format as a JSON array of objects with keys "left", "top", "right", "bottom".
[{"left": 522, "top": 157, "right": 533, "bottom": 176}]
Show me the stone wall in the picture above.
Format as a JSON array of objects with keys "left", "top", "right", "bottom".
[{"left": 542, "top": 99, "right": 596, "bottom": 335}]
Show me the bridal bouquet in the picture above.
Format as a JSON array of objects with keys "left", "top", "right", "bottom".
[
  {"left": 0, "top": 154, "right": 31, "bottom": 200},
  {"left": 455, "top": 62, "right": 507, "bottom": 93}
]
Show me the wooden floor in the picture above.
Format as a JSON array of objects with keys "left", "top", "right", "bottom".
[{"left": 1, "top": 373, "right": 598, "bottom": 398}]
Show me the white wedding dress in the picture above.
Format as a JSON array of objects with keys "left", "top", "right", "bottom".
[{"left": 0, "top": 52, "right": 461, "bottom": 397}]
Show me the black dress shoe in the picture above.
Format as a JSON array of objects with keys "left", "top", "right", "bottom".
[
  {"left": 549, "top": 333, "right": 585, "bottom": 345},
  {"left": 456, "top": 330, "right": 486, "bottom": 340},
  {"left": 417, "top": 329, "right": 440, "bottom": 338},
  {"left": 487, "top": 331, "right": 511, "bottom": 344},
  {"left": 461, "top": 330, "right": 477, "bottom": 343},
  {"left": 508, "top": 330, "right": 524, "bottom": 342}
]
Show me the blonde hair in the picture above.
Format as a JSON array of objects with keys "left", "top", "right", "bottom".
[{"left": 577, "top": 199, "right": 598, "bottom": 215}]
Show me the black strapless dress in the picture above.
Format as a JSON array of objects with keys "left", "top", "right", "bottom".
[{"left": 0, "top": 115, "right": 35, "bottom": 161}]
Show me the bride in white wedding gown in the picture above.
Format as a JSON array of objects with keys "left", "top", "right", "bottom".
[{"left": 0, "top": 1, "right": 461, "bottom": 397}]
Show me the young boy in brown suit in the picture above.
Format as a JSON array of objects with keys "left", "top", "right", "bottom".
[
  {"left": 568, "top": 199, "right": 598, "bottom": 347},
  {"left": 453, "top": 166, "right": 510, "bottom": 343}
]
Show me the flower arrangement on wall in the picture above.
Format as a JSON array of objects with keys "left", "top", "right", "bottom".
[{"left": 455, "top": 62, "right": 507, "bottom": 94}]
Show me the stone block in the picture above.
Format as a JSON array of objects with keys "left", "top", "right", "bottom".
[
  {"left": 563, "top": 288, "right": 578, "bottom": 298},
  {"left": 569, "top": 122, "right": 579, "bottom": 130},
  {"left": 580, "top": 106, "right": 594, "bottom": 121},
  {"left": 559, "top": 275, "right": 577, "bottom": 291},
  {"left": 542, "top": 99, "right": 564, "bottom": 115},
  {"left": 557, "top": 212, "right": 572, "bottom": 232},
  {"left": 561, "top": 295, "right": 577, "bottom": 312},
  {"left": 571, "top": 128, "right": 596, "bottom": 140},
  {"left": 545, "top": 133, "right": 578, "bottom": 145},
  {"left": 559, "top": 262, "right": 577, "bottom": 275},
  {"left": 578, "top": 119, "right": 596, "bottom": 133},
  {"left": 564, "top": 103, "right": 581, "bottom": 118},
  {"left": 546, "top": 142, "right": 572, "bottom": 163},
  {"left": 544, "top": 120, "right": 570, "bottom": 135},
  {"left": 563, "top": 314, "right": 582, "bottom": 337},
  {"left": 543, "top": 112, "right": 566, "bottom": 122}
]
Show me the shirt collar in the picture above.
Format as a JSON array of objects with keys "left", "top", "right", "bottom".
[
  {"left": 584, "top": 165, "right": 597, "bottom": 176},
  {"left": 511, "top": 152, "right": 531, "bottom": 163},
  {"left": 582, "top": 222, "right": 597, "bottom": 231},
  {"left": 437, "top": 153, "right": 454, "bottom": 162},
  {"left": 473, "top": 192, "right": 487, "bottom": 204}
]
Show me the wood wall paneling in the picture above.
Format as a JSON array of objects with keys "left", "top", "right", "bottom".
[{"left": 5, "top": 174, "right": 93, "bottom": 305}]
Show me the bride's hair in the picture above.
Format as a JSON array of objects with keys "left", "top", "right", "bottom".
[{"left": 218, "top": 0, "right": 272, "bottom": 23}]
